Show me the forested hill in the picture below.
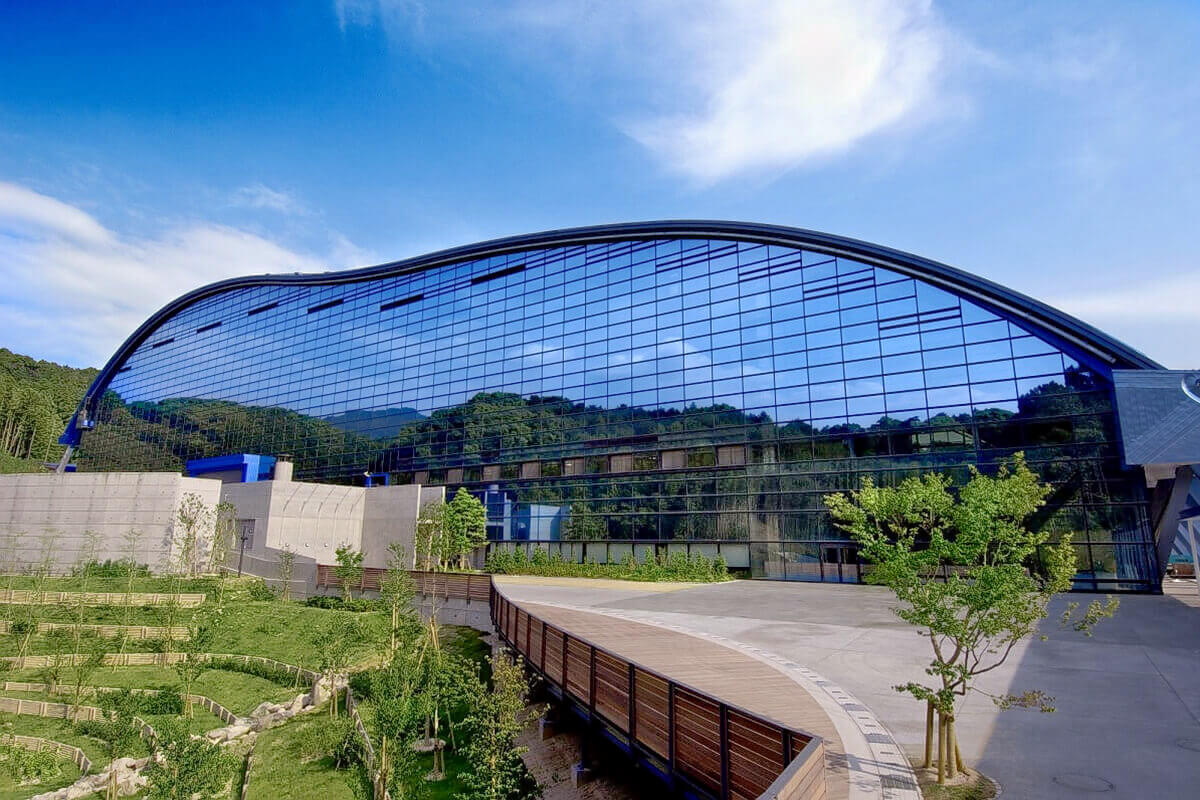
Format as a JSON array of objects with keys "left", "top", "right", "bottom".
[{"left": 0, "top": 348, "right": 97, "bottom": 472}]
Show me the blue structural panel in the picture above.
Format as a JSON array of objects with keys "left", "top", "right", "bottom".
[{"left": 64, "top": 222, "right": 1165, "bottom": 590}]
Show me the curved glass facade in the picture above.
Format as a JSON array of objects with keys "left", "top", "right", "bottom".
[{"left": 73, "top": 229, "right": 1159, "bottom": 590}]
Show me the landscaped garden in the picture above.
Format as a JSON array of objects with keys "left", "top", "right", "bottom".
[{"left": 0, "top": 494, "right": 540, "bottom": 800}]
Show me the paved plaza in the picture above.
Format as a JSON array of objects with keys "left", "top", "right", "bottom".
[{"left": 496, "top": 576, "right": 1200, "bottom": 799}]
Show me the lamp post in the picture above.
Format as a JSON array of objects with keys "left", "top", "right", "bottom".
[{"left": 237, "top": 525, "right": 248, "bottom": 577}]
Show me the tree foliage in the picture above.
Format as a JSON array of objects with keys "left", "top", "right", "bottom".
[
  {"left": 823, "top": 452, "right": 1119, "bottom": 783},
  {"left": 143, "top": 718, "right": 238, "bottom": 800},
  {"left": 458, "top": 651, "right": 538, "bottom": 800}
]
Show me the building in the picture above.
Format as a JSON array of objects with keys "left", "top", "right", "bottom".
[{"left": 59, "top": 222, "right": 1200, "bottom": 591}]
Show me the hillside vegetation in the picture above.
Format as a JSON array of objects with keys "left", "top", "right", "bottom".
[{"left": 0, "top": 349, "right": 97, "bottom": 473}]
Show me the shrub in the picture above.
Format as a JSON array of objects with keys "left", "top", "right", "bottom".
[
  {"left": 245, "top": 578, "right": 277, "bottom": 601},
  {"left": 71, "top": 560, "right": 152, "bottom": 579},
  {"left": 304, "top": 595, "right": 374, "bottom": 612},
  {"left": 9, "top": 619, "right": 35, "bottom": 637},
  {"left": 205, "top": 656, "right": 298, "bottom": 686},
  {"left": 0, "top": 741, "right": 64, "bottom": 783},
  {"left": 485, "top": 546, "right": 732, "bottom": 583}
]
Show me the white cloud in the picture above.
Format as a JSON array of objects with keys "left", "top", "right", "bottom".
[
  {"left": 1051, "top": 273, "right": 1200, "bottom": 369},
  {"left": 615, "top": 0, "right": 956, "bottom": 182},
  {"left": 0, "top": 180, "right": 330, "bottom": 368},
  {"left": 338, "top": 0, "right": 962, "bottom": 182},
  {"left": 231, "top": 183, "right": 304, "bottom": 215}
]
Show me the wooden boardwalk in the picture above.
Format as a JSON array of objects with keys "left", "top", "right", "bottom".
[{"left": 517, "top": 601, "right": 849, "bottom": 800}]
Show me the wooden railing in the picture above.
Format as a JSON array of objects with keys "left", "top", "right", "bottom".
[
  {"left": 490, "top": 585, "right": 827, "bottom": 800},
  {"left": 315, "top": 567, "right": 492, "bottom": 603}
]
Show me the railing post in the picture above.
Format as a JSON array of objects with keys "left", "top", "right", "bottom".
[
  {"left": 719, "top": 703, "right": 730, "bottom": 800},
  {"left": 588, "top": 646, "right": 597, "bottom": 713},
  {"left": 540, "top": 620, "right": 547, "bottom": 669},
  {"left": 627, "top": 662, "right": 636, "bottom": 739},
  {"left": 667, "top": 682, "right": 675, "bottom": 776},
  {"left": 561, "top": 631, "right": 569, "bottom": 687}
]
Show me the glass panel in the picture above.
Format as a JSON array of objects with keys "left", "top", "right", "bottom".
[{"left": 76, "top": 235, "right": 1152, "bottom": 590}]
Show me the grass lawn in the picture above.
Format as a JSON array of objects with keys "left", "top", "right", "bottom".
[
  {"left": 243, "top": 710, "right": 363, "bottom": 800},
  {"left": 0, "top": 754, "right": 81, "bottom": 800},
  {"left": 7, "top": 667, "right": 298, "bottom": 717},
  {"left": 205, "top": 601, "right": 387, "bottom": 667}
]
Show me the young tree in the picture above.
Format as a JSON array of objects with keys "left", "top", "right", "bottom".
[
  {"left": 370, "top": 650, "right": 425, "bottom": 799},
  {"left": 277, "top": 545, "right": 297, "bottom": 602},
  {"left": 173, "top": 493, "right": 213, "bottom": 577},
  {"left": 823, "top": 453, "right": 1119, "bottom": 784},
  {"left": 334, "top": 544, "right": 365, "bottom": 601},
  {"left": 174, "top": 607, "right": 218, "bottom": 717},
  {"left": 115, "top": 529, "right": 145, "bottom": 667},
  {"left": 379, "top": 542, "right": 419, "bottom": 656},
  {"left": 414, "top": 502, "right": 447, "bottom": 572},
  {"left": 17, "top": 529, "right": 59, "bottom": 660},
  {"left": 39, "top": 628, "right": 73, "bottom": 694},
  {"left": 143, "top": 718, "right": 238, "bottom": 800},
  {"left": 66, "top": 632, "right": 107, "bottom": 715},
  {"left": 445, "top": 488, "right": 487, "bottom": 570},
  {"left": 458, "top": 651, "right": 537, "bottom": 800},
  {"left": 312, "top": 615, "right": 365, "bottom": 718},
  {"left": 93, "top": 689, "right": 144, "bottom": 800}
]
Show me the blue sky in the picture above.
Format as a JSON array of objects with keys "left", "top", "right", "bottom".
[{"left": 0, "top": 0, "right": 1197, "bottom": 370}]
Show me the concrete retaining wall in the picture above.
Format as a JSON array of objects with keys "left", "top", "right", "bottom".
[{"left": 0, "top": 473, "right": 221, "bottom": 572}]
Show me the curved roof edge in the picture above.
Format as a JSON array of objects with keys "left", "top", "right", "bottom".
[{"left": 62, "top": 220, "right": 1162, "bottom": 444}]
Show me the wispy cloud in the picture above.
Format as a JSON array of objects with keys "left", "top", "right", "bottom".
[
  {"left": 1051, "top": 274, "right": 1200, "bottom": 369},
  {"left": 230, "top": 183, "right": 305, "bottom": 215},
  {"left": 337, "top": 0, "right": 966, "bottom": 183},
  {"left": 0, "top": 180, "right": 332, "bottom": 368}
]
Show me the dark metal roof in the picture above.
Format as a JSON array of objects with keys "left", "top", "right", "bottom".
[{"left": 61, "top": 220, "right": 1163, "bottom": 444}]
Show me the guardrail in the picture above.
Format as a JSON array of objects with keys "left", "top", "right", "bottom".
[
  {"left": 315, "top": 567, "right": 492, "bottom": 603},
  {"left": 0, "top": 733, "right": 92, "bottom": 775},
  {"left": 490, "top": 585, "right": 827, "bottom": 800}
]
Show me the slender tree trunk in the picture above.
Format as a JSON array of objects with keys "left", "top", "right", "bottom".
[
  {"left": 936, "top": 713, "right": 946, "bottom": 784},
  {"left": 923, "top": 701, "right": 934, "bottom": 768},
  {"left": 955, "top": 736, "right": 965, "bottom": 773},
  {"left": 946, "top": 716, "right": 957, "bottom": 779}
]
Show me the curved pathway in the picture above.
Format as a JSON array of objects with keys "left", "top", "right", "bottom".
[
  {"left": 496, "top": 578, "right": 920, "bottom": 800},
  {"left": 495, "top": 576, "right": 1200, "bottom": 800}
]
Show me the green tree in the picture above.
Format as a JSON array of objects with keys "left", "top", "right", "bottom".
[
  {"left": 66, "top": 632, "right": 106, "bottom": 715},
  {"left": 39, "top": 628, "right": 73, "bottom": 694},
  {"left": 415, "top": 502, "right": 448, "bottom": 572},
  {"left": 445, "top": 488, "right": 487, "bottom": 569},
  {"left": 143, "top": 718, "right": 238, "bottom": 800},
  {"left": 174, "top": 607, "right": 218, "bottom": 717},
  {"left": 172, "top": 493, "right": 213, "bottom": 577},
  {"left": 379, "top": 542, "right": 418, "bottom": 656},
  {"left": 458, "top": 651, "right": 537, "bottom": 800},
  {"left": 91, "top": 688, "right": 145, "bottom": 800},
  {"left": 277, "top": 545, "right": 297, "bottom": 602},
  {"left": 334, "top": 544, "right": 365, "bottom": 600},
  {"left": 370, "top": 649, "right": 425, "bottom": 800},
  {"left": 312, "top": 615, "right": 365, "bottom": 718},
  {"left": 823, "top": 453, "right": 1119, "bottom": 784}
]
